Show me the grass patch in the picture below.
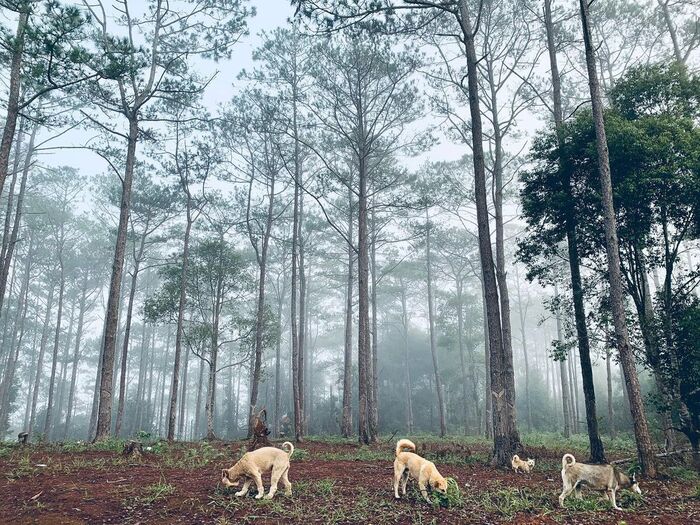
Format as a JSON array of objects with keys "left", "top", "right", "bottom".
[
  {"left": 464, "top": 483, "right": 552, "bottom": 519},
  {"left": 668, "top": 466, "right": 699, "bottom": 482},
  {"left": 316, "top": 478, "right": 336, "bottom": 497},
  {"left": 431, "top": 477, "right": 463, "bottom": 508},
  {"left": 138, "top": 480, "right": 176, "bottom": 504}
]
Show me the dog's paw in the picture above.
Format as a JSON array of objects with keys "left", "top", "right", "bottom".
[
  {"left": 235, "top": 491, "right": 246, "bottom": 497},
  {"left": 285, "top": 491, "right": 292, "bottom": 497},
  {"left": 255, "top": 493, "right": 264, "bottom": 500}
]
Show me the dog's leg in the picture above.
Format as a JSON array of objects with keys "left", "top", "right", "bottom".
[
  {"left": 252, "top": 473, "right": 265, "bottom": 500},
  {"left": 266, "top": 466, "right": 284, "bottom": 499},
  {"left": 235, "top": 479, "right": 251, "bottom": 497},
  {"left": 574, "top": 482, "right": 583, "bottom": 500},
  {"left": 281, "top": 467, "right": 292, "bottom": 496},
  {"left": 559, "top": 483, "right": 575, "bottom": 508},
  {"left": 418, "top": 479, "right": 430, "bottom": 503},
  {"left": 400, "top": 471, "right": 409, "bottom": 496},
  {"left": 393, "top": 463, "right": 403, "bottom": 499},
  {"left": 608, "top": 489, "right": 621, "bottom": 511}
]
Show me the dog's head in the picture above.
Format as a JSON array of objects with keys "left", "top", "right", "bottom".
[
  {"left": 431, "top": 475, "right": 448, "bottom": 495},
  {"left": 526, "top": 458, "right": 535, "bottom": 468},
  {"left": 630, "top": 472, "right": 642, "bottom": 495},
  {"left": 221, "top": 468, "right": 240, "bottom": 487}
]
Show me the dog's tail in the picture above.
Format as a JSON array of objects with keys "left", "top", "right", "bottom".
[
  {"left": 562, "top": 453, "right": 576, "bottom": 469},
  {"left": 396, "top": 438, "right": 416, "bottom": 456},
  {"left": 282, "top": 441, "right": 294, "bottom": 458},
  {"left": 512, "top": 454, "right": 520, "bottom": 463}
]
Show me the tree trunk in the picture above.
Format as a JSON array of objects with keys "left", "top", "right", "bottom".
[
  {"left": 480, "top": 276, "right": 492, "bottom": 439},
  {"left": 167, "top": 190, "right": 193, "bottom": 441},
  {"left": 194, "top": 356, "right": 204, "bottom": 438},
  {"left": 0, "top": 123, "right": 36, "bottom": 314},
  {"left": 425, "top": 208, "right": 446, "bottom": 437},
  {"left": 341, "top": 186, "right": 354, "bottom": 437},
  {"left": 656, "top": 0, "right": 683, "bottom": 63},
  {"left": 515, "top": 268, "right": 532, "bottom": 431},
  {"left": 554, "top": 286, "right": 571, "bottom": 438},
  {"left": 0, "top": 117, "right": 24, "bottom": 274},
  {"left": 400, "top": 278, "right": 413, "bottom": 434},
  {"left": 456, "top": 279, "right": 470, "bottom": 434},
  {"left": 274, "top": 279, "right": 284, "bottom": 437},
  {"left": 369, "top": 205, "right": 379, "bottom": 442},
  {"left": 606, "top": 347, "right": 616, "bottom": 439},
  {"left": 456, "top": 0, "right": 522, "bottom": 466},
  {"left": 0, "top": 11, "right": 28, "bottom": 201},
  {"left": 357, "top": 144, "right": 370, "bottom": 445},
  {"left": 64, "top": 274, "right": 89, "bottom": 440},
  {"left": 487, "top": 54, "right": 518, "bottom": 447},
  {"left": 0, "top": 235, "right": 32, "bottom": 428},
  {"left": 28, "top": 284, "right": 55, "bottom": 439},
  {"left": 56, "top": 294, "right": 77, "bottom": 434},
  {"left": 579, "top": 0, "right": 657, "bottom": 476},
  {"left": 247, "top": 169, "right": 276, "bottom": 435},
  {"left": 298, "top": 189, "right": 307, "bottom": 437},
  {"left": 115, "top": 247, "right": 144, "bottom": 437},
  {"left": 43, "top": 259, "right": 66, "bottom": 440},
  {"left": 545, "top": 0, "right": 606, "bottom": 462},
  {"left": 177, "top": 342, "right": 190, "bottom": 439},
  {"left": 95, "top": 116, "right": 139, "bottom": 441}
]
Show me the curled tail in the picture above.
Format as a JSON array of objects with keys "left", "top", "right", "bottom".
[
  {"left": 562, "top": 453, "right": 576, "bottom": 469},
  {"left": 396, "top": 438, "right": 416, "bottom": 457},
  {"left": 282, "top": 441, "right": 294, "bottom": 458}
]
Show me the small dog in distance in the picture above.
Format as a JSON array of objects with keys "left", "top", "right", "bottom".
[{"left": 511, "top": 454, "right": 535, "bottom": 474}]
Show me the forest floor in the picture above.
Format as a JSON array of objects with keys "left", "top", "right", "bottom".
[{"left": 0, "top": 433, "right": 698, "bottom": 524}]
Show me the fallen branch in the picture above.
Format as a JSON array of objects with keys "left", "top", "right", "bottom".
[
  {"left": 610, "top": 448, "right": 693, "bottom": 465},
  {"left": 384, "top": 430, "right": 398, "bottom": 444}
]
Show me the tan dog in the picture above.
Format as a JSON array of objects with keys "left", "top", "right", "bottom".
[
  {"left": 559, "top": 453, "right": 642, "bottom": 510},
  {"left": 511, "top": 454, "right": 535, "bottom": 474},
  {"left": 221, "top": 441, "right": 294, "bottom": 499},
  {"left": 393, "top": 439, "right": 448, "bottom": 503}
]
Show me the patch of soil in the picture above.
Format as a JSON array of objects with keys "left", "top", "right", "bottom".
[{"left": 1, "top": 440, "right": 698, "bottom": 524}]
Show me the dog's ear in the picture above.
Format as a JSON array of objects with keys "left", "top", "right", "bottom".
[{"left": 221, "top": 469, "right": 229, "bottom": 479}]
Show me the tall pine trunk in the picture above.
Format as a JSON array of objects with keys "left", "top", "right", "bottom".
[
  {"left": 425, "top": 209, "right": 446, "bottom": 437},
  {"left": 341, "top": 187, "right": 354, "bottom": 437},
  {"left": 545, "top": 0, "right": 605, "bottom": 462},
  {"left": 400, "top": 279, "right": 413, "bottom": 433},
  {"left": 167, "top": 188, "right": 193, "bottom": 441},
  {"left": 579, "top": 0, "right": 656, "bottom": 476},
  {"left": 0, "top": 11, "right": 28, "bottom": 201},
  {"left": 43, "top": 259, "right": 66, "bottom": 439},
  {"left": 115, "top": 245, "right": 144, "bottom": 436},
  {"left": 29, "top": 284, "right": 55, "bottom": 439},
  {"left": 456, "top": 0, "right": 521, "bottom": 465},
  {"left": 95, "top": 116, "right": 139, "bottom": 441},
  {"left": 248, "top": 169, "right": 276, "bottom": 435}
]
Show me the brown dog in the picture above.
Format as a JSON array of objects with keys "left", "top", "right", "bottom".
[
  {"left": 221, "top": 442, "right": 294, "bottom": 499},
  {"left": 393, "top": 439, "right": 448, "bottom": 503}
]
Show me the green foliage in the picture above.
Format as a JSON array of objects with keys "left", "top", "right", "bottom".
[
  {"left": 137, "top": 480, "right": 176, "bottom": 504},
  {"left": 431, "top": 477, "right": 462, "bottom": 508},
  {"left": 463, "top": 483, "right": 551, "bottom": 518}
]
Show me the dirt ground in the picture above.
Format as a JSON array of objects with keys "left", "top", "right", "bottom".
[{"left": 1, "top": 438, "right": 698, "bottom": 524}]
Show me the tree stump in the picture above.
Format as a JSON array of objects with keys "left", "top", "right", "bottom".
[
  {"left": 17, "top": 432, "right": 28, "bottom": 445},
  {"left": 249, "top": 409, "right": 271, "bottom": 451},
  {"left": 122, "top": 440, "right": 143, "bottom": 459}
]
